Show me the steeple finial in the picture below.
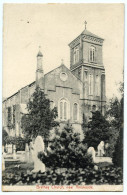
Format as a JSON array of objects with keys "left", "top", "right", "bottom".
[
  {"left": 61, "top": 59, "right": 64, "bottom": 65},
  {"left": 37, "top": 46, "right": 43, "bottom": 57},
  {"left": 84, "top": 21, "right": 87, "bottom": 30}
]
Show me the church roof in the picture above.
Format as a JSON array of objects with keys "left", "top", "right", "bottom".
[
  {"left": 81, "top": 29, "right": 104, "bottom": 40},
  {"left": 68, "top": 29, "right": 104, "bottom": 46}
]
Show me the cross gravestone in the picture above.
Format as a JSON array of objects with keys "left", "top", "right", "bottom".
[
  {"left": 29, "top": 141, "right": 34, "bottom": 163},
  {"left": 8, "top": 144, "right": 13, "bottom": 153},
  {"left": 32, "top": 136, "right": 45, "bottom": 173},
  {"left": 87, "top": 147, "right": 96, "bottom": 162},
  {"left": 13, "top": 145, "right": 17, "bottom": 160},
  {"left": 97, "top": 141, "right": 105, "bottom": 157},
  {"left": 25, "top": 143, "right": 30, "bottom": 163}
]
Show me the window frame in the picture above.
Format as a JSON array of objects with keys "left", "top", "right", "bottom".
[
  {"left": 73, "top": 45, "right": 79, "bottom": 64},
  {"left": 58, "top": 98, "right": 70, "bottom": 121},
  {"left": 89, "top": 74, "right": 93, "bottom": 95},
  {"left": 72, "top": 102, "right": 79, "bottom": 122},
  {"left": 89, "top": 46, "right": 95, "bottom": 62}
]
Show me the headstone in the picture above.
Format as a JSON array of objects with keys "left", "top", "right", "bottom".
[
  {"left": 87, "top": 147, "right": 96, "bottom": 162},
  {"left": 32, "top": 136, "right": 45, "bottom": 173},
  {"left": 2, "top": 146, "right": 5, "bottom": 171},
  {"left": 29, "top": 141, "right": 34, "bottom": 163},
  {"left": 25, "top": 143, "right": 30, "bottom": 162},
  {"left": 13, "top": 145, "right": 17, "bottom": 159},
  {"left": 7, "top": 144, "right": 13, "bottom": 153},
  {"left": 97, "top": 141, "right": 105, "bottom": 157}
]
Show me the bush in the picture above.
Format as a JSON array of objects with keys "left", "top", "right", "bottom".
[
  {"left": 2, "top": 166, "right": 123, "bottom": 186},
  {"left": 112, "top": 127, "right": 123, "bottom": 168},
  {"left": 38, "top": 122, "right": 93, "bottom": 169},
  {"left": 2, "top": 128, "right": 8, "bottom": 146}
]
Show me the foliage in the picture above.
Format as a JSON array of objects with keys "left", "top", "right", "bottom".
[
  {"left": 106, "top": 82, "right": 123, "bottom": 166},
  {"left": 84, "top": 111, "right": 111, "bottom": 150},
  {"left": 112, "top": 127, "right": 123, "bottom": 168},
  {"left": 2, "top": 163, "right": 123, "bottom": 185},
  {"left": 21, "top": 87, "right": 59, "bottom": 141},
  {"left": 2, "top": 128, "right": 8, "bottom": 146},
  {"left": 4, "top": 136, "right": 27, "bottom": 151},
  {"left": 38, "top": 122, "right": 92, "bottom": 169}
]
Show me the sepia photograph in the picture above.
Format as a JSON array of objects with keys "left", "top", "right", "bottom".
[{"left": 2, "top": 3, "right": 124, "bottom": 191}]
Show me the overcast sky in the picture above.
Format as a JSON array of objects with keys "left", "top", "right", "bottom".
[{"left": 3, "top": 3, "right": 124, "bottom": 99}]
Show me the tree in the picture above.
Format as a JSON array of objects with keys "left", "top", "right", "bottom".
[
  {"left": 107, "top": 82, "right": 123, "bottom": 167},
  {"left": 38, "top": 122, "right": 93, "bottom": 169},
  {"left": 2, "top": 128, "right": 8, "bottom": 146},
  {"left": 21, "top": 87, "right": 59, "bottom": 141},
  {"left": 84, "top": 111, "right": 111, "bottom": 150}
]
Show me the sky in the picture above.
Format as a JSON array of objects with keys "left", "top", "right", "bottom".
[{"left": 3, "top": 3, "right": 124, "bottom": 99}]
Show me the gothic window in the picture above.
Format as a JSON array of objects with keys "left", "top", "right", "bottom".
[
  {"left": 59, "top": 98, "right": 69, "bottom": 120},
  {"left": 90, "top": 46, "right": 95, "bottom": 62},
  {"left": 13, "top": 105, "right": 16, "bottom": 128},
  {"left": 7, "top": 107, "right": 12, "bottom": 127},
  {"left": 73, "top": 103, "right": 78, "bottom": 121},
  {"left": 84, "top": 71, "right": 88, "bottom": 81},
  {"left": 74, "top": 46, "right": 79, "bottom": 64},
  {"left": 96, "top": 75, "right": 100, "bottom": 96},
  {"left": 89, "top": 74, "right": 93, "bottom": 95}
]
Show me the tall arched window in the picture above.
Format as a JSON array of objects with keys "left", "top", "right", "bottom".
[
  {"left": 89, "top": 74, "right": 93, "bottom": 95},
  {"left": 73, "top": 103, "right": 78, "bottom": 121},
  {"left": 74, "top": 46, "right": 79, "bottom": 64},
  {"left": 96, "top": 75, "right": 100, "bottom": 96},
  {"left": 59, "top": 98, "right": 69, "bottom": 120},
  {"left": 90, "top": 46, "right": 95, "bottom": 62}
]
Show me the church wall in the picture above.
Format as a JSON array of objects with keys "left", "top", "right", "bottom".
[{"left": 47, "top": 86, "right": 82, "bottom": 125}]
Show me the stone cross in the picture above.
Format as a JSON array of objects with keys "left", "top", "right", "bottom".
[
  {"left": 84, "top": 21, "right": 87, "bottom": 30},
  {"left": 25, "top": 143, "right": 30, "bottom": 163},
  {"left": 97, "top": 141, "right": 105, "bottom": 157},
  {"left": 32, "top": 136, "right": 45, "bottom": 173},
  {"left": 87, "top": 147, "right": 96, "bottom": 162}
]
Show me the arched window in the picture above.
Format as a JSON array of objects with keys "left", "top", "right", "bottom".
[
  {"left": 73, "top": 103, "right": 78, "bottom": 121},
  {"left": 90, "top": 46, "right": 95, "bottom": 62},
  {"left": 59, "top": 98, "right": 69, "bottom": 120},
  {"left": 89, "top": 74, "right": 93, "bottom": 95},
  {"left": 74, "top": 46, "right": 79, "bottom": 64},
  {"left": 96, "top": 75, "right": 100, "bottom": 96}
]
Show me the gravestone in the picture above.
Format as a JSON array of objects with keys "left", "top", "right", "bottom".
[
  {"left": 2, "top": 146, "right": 5, "bottom": 171},
  {"left": 7, "top": 144, "right": 13, "bottom": 153},
  {"left": 29, "top": 141, "right": 34, "bottom": 163},
  {"left": 25, "top": 143, "right": 30, "bottom": 162},
  {"left": 97, "top": 141, "right": 105, "bottom": 157},
  {"left": 32, "top": 136, "right": 45, "bottom": 173},
  {"left": 13, "top": 145, "right": 17, "bottom": 159},
  {"left": 87, "top": 147, "right": 96, "bottom": 162}
]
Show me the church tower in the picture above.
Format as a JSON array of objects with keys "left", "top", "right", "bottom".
[
  {"left": 36, "top": 48, "right": 44, "bottom": 89},
  {"left": 68, "top": 22, "right": 106, "bottom": 120}
]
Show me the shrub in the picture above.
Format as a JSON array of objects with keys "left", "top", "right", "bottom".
[{"left": 38, "top": 122, "right": 93, "bottom": 169}]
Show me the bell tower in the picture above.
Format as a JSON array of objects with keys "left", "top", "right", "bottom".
[
  {"left": 36, "top": 47, "right": 44, "bottom": 89},
  {"left": 68, "top": 22, "right": 106, "bottom": 119}
]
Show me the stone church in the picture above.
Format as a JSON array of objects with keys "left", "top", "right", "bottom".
[{"left": 2, "top": 25, "right": 106, "bottom": 137}]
